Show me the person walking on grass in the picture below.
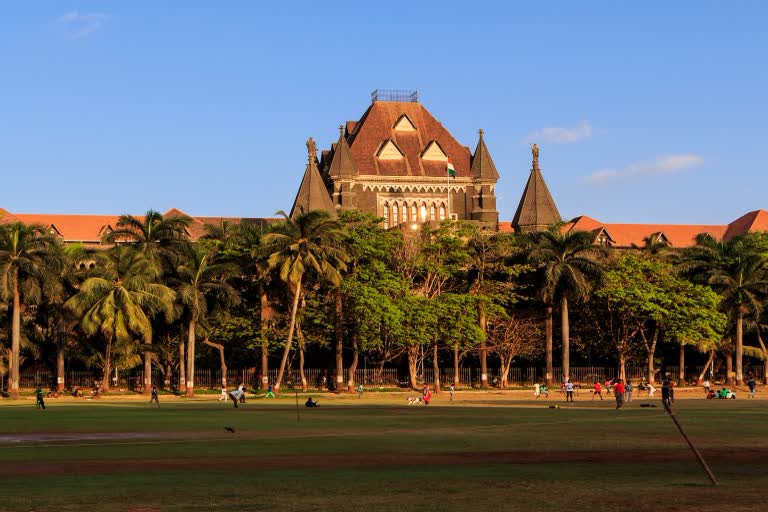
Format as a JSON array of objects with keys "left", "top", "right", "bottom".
[
  {"left": 449, "top": 384, "right": 454, "bottom": 401},
  {"left": 613, "top": 379, "right": 625, "bottom": 409},
  {"left": 564, "top": 380, "right": 575, "bottom": 402},
  {"left": 150, "top": 386, "right": 160, "bottom": 408},
  {"left": 265, "top": 383, "right": 275, "bottom": 398},
  {"left": 625, "top": 380, "right": 634, "bottom": 402},
  {"left": 748, "top": 376, "right": 757, "bottom": 398},
  {"left": 357, "top": 383, "right": 363, "bottom": 399},
  {"left": 534, "top": 382, "right": 541, "bottom": 398},
  {"left": 539, "top": 384, "right": 549, "bottom": 398},
  {"left": 35, "top": 385, "right": 46, "bottom": 410},
  {"left": 592, "top": 381, "right": 603, "bottom": 400},
  {"left": 661, "top": 380, "right": 674, "bottom": 414},
  {"left": 218, "top": 385, "right": 228, "bottom": 402}
]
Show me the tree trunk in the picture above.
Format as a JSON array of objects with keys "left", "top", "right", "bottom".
[
  {"left": 10, "top": 275, "right": 20, "bottom": 399},
  {"left": 697, "top": 350, "right": 715, "bottom": 384},
  {"left": 545, "top": 305, "right": 553, "bottom": 385},
  {"left": 647, "top": 328, "right": 659, "bottom": 385},
  {"left": 203, "top": 338, "right": 227, "bottom": 388},
  {"left": 500, "top": 355, "right": 511, "bottom": 388},
  {"left": 178, "top": 335, "right": 185, "bottom": 392},
  {"left": 432, "top": 341, "right": 440, "bottom": 393},
  {"left": 185, "top": 318, "right": 196, "bottom": 397},
  {"left": 407, "top": 344, "right": 419, "bottom": 389},
  {"left": 736, "top": 311, "right": 744, "bottom": 385},
  {"left": 347, "top": 334, "right": 358, "bottom": 393},
  {"left": 259, "top": 292, "right": 271, "bottom": 390},
  {"left": 453, "top": 343, "right": 460, "bottom": 387},
  {"left": 101, "top": 335, "right": 112, "bottom": 392},
  {"left": 619, "top": 354, "right": 626, "bottom": 381},
  {"left": 297, "top": 326, "right": 307, "bottom": 392},
  {"left": 56, "top": 347, "right": 65, "bottom": 393},
  {"left": 561, "top": 296, "right": 570, "bottom": 384},
  {"left": 725, "top": 350, "right": 734, "bottom": 386},
  {"left": 479, "top": 304, "right": 488, "bottom": 389},
  {"left": 678, "top": 344, "right": 686, "bottom": 387},
  {"left": 334, "top": 289, "right": 344, "bottom": 390},
  {"left": 757, "top": 332, "right": 768, "bottom": 385},
  {"left": 275, "top": 280, "right": 302, "bottom": 393},
  {"left": 143, "top": 339, "right": 152, "bottom": 395}
]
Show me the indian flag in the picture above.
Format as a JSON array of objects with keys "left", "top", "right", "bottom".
[{"left": 447, "top": 158, "right": 456, "bottom": 178}]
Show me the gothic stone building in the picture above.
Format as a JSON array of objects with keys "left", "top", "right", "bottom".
[{"left": 290, "top": 90, "right": 500, "bottom": 230}]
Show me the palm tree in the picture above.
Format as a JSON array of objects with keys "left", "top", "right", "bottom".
[
  {"left": 174, "top": 245, "right": 239, "bottom": 397},
  {"left": 0, "top": 222, "right": 64, "bottom": 399},
  {"left": 261, "top": 210, "right": 348, "bottom": 393},
  {"left": 527, "top": 228, "right": 604, "bottom": 384},
  {"left": 681, "top": 234, "right": 768, "bottom": 385},
  {"left": 65, "top": 247, "right": 175, "bottom": 391},
  {"left": 104, "top": 209, "right": 190, "bottom": 393}
]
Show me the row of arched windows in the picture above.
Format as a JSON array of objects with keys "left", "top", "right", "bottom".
[{"left": 382, "top": 201, "right": 446, "bottom": 229}]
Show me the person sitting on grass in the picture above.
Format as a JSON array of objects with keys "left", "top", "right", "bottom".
[{"left": 305, "top": 397, "right": 318, "bottom": 407}]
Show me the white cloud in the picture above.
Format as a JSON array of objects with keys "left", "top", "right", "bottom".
[
  {"left": 57, "top": 11, "right": 107, "bottom": 39},
  {"left": 524, "top": 121, "right": 592, "bottom": 144},
  {"left": 583, "top": 154, "right": 704, "bottom": 185}
]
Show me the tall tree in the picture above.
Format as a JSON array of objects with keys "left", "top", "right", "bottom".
[
  {"left": 527, "top": 228, "right": 604, "bottom": 384},
  {"left": 681, "top": 234, "right": 768, "bottom": 385},
  {"left": 174, "top": 245, "right": 239, "bottom": 397},
  {"left": 261, "top": 210, "right": 348, "bottom": 393},
  {"left": 104, "top": 209, "right": 191, "bottom": 393},
  {"left": 65, "top": 247, "right": 175, "bottom": 391},
  {"left": 0, "top": 222, "right": 64, "bottom": 399}
]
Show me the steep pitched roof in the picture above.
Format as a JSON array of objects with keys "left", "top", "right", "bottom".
[
  {"left": 343, "top": 101, "right": 472, "bottom": 178},
  {"left": 289, "top": 155, "right": 337, "bottom": 220},
  {"left": 511, "top": 163, "right": 561, "bottom": 231},
  {"left": 328, "top": 127, "right": 358, "bottom": 178},
  {"left": 723, "top": 209, "right": 768, "bottom": 239},
  {"left": 470, "top": 130, "right": 499, "bottom": 181}
]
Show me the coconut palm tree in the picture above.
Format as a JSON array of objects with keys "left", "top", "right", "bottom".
[
  {"left": 103, "top": 209, "right": 190, "bottom": 393},
  {"left": 0, "top": 222, "right": 64, "bottom": 399},
  {"left": 65, "top": 247, "right": 175, "bottom": 391},
  {"left": 681, "top": 234, "right": 768, "bottom": 385},
  {"left": 174, "top": 245, "right": 239, "bottom": 397},
  {"left": 527, "top": 228, "right": 604, "bottom": 384},
  {"left": 261, "top": 210, "right": 348, "bottom": 393}
]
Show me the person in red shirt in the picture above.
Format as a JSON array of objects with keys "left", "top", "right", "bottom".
[
  {"left": 592, "top": 382, "right": 603, "bottom": 401},
  {"left": 613, "top": 379, "right": 626, "bottom": 409}
]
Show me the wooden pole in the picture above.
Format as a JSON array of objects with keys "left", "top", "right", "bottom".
[{"left": 661, "top": 400, "right": 718, "bottom": 486}]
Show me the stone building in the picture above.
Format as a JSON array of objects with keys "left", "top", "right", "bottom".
[{"left": 291, "top": 90, "right": 499, "bottom": 229}]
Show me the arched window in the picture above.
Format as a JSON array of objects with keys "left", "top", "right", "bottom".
[
  {"left": 401, "top": 202, "right": 407, "bottom": 224},
  {"left": 392, "top": 203, "right": 398, "bottom": 226},
  {"left": 429, "top": 204, "right": 436, "bottom": 221},
  {"left": 439, "top": 205, "right": 446, "bottom": 221},
  {"left": 411, "top": 204, "right": 417, "bottom": 222},
  {"left": 383, "top": 204, "right": 389, "bottom": 229},
  {"left": 420, "top": 203, "right": 427, "bottom": 222}
]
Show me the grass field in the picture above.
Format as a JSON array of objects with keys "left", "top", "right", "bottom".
[{"left": 0, "top": 390, "right": 765, "bottom": 511}]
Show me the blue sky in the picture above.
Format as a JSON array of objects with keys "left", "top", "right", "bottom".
[{"left": 1, "top": 2, "right": 766, "bottom": 224}]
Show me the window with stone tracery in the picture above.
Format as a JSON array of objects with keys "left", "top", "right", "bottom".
[
  {"left": 411, "top": 204, "right": 417, "bottom": 222},
  {"left": 392, "top": 204, "right": 398, "bottom": 226},
  {"left": 383, "top": 204, "right": 389, "bottom": 229},
  {"left": 429, "top": 204, "right": 436, "bottom": 221},
  {"left": 401, "top": 202, "right": 407, "bottom": 224},
  {"left": 420, "top": 204, "right": 427, "bottom": 222},
  {"left": 439, "top": 205, "right": 446, "bottom": 221}
]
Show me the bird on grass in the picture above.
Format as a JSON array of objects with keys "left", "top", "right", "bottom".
[{"left": 224, "top": 426, "right": 235, "bottom": 433}]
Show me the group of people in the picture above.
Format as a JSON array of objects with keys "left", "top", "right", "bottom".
[
  {"left": 218, "top": 383, "right": 248, "bottom": 408},
  {"left": 532, "top": 377, "right": 677, "bottom": 410}
]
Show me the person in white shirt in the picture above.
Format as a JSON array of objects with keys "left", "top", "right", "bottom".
[
  {"left": 228, "top": 388, "right": 244, "bottom": 408},
  {"left": 218, "top": 385, "right": 228, "bottom": 402},
  {"left": 533, "top": 383, "right": 541, "bottom": 398},
  {"left": 564, "top": 381, "right": 575, "bottom": 402},
  {"left": 647, "top": 383, "right": 656, "bottom": 397}
]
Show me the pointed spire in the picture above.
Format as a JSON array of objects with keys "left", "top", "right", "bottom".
[
  {"left": 290, "top": 137, "right": 337, "bottom": 220},
  {"left": 512, "top": 144, "right": 561, "bottom": 232},
  {"left": 328, "top": 125, "right": 358, "bottom": 178},
  {"left": 471, "top": 128, "right": 499, "bottom": 181}
]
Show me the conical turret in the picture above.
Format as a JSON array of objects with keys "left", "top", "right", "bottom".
[
  {"left": 289, "top": 137, "right": 337, "bottom": 220},
  {"left": 512, "top": 144, "right": 561, "bottom": 232}
]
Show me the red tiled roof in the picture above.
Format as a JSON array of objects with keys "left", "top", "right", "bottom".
[
  {"left": 723, "top": 210, "right": 768, "bottom": 240},
  {"left": 347, "top": 101, "right": 472, "bottom": 178},
  {"left": 497, "top": 221, "right": 514, "bottom": 233},
  {"left": 562, "top": 215, "right": 727, "bottom": 248}
]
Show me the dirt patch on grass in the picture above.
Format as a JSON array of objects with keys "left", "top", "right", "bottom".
[{"left": 2, "top": 447, "right": 764, "bottom": 478}]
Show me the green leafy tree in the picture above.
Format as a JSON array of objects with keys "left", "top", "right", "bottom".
[
  {"left": 65, "top": 247, "right": 175, "bottom": 391},
  {"left": 0, "top": 222, "right": 64, "bottom": 398},
  {"left": 681, "top": 234, "right": 768, "bottom": 384},
  {"left": 527, "top": 228, "right": 604, "bottom": 384},
  {"left": 261, "top": 210, "right": 348, "bottom": 393}
]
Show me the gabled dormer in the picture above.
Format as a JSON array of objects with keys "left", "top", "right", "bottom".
[
  {"left": 47, "top": 224, "right": 63, "bottom": 237},
  {"left": 593, "top": 227, "right": 614, "bottom": 247},
  {"left": 393, "top": 114, "right": 416, "bottom": 132},
  {"left": 649, "top": 232, "right": 670, "bottom": 246},
  {"left": 376, "top": 139, "right": 404, "bottom": 160},
  {"left": 421, "top": 140, "right": 448, "bottom": 162}
]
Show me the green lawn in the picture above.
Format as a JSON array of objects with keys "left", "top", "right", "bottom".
[{"left": 0, "top": 395, "right": 765, "bottom": 511}]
